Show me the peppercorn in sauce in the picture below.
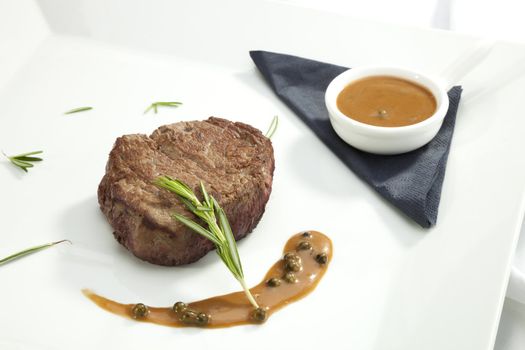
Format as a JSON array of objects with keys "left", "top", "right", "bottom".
[{"left": 83, "top": 230, "right": 332, "bottom": 328}]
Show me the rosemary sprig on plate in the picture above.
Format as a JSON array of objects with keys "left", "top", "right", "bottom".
[
  {"left": 144, "top": 101, "right": 183, "bottom": 114},
  {"left": 0, "top": 240, "right": 70, "bottom": 266},
  {"left": 154, "top": 176, "right": 259, "bottom": 310},
  {"left": 3, "top": 150, "right": 43, "bottom": 172},
  {"left": 64, "top": 106, "right": 93, "bottom": 114},
  {"left": 265, "top": 115, "right": 279, "bottom": 138}
]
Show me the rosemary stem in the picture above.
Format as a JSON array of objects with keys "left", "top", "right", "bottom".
[{"left": 239, "top": 278, "right": 259, "bottom": 309}]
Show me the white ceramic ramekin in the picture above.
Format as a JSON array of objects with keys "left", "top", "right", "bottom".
[{"left": 325, "top": 66, "right": 449, "bottom": 155}]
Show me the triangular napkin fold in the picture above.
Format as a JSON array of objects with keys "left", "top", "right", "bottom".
[{"left": 250, "top": 50, "right": 462, "bottom": 228}]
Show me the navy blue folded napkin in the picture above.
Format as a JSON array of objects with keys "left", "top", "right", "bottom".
[{"left": 250, "top": 50, "right": 462, "bottom": 228}]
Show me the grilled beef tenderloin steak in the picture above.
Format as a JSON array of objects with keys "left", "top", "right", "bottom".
[{"left": 98, "top": 117, "right": 275, "bottom": 266}]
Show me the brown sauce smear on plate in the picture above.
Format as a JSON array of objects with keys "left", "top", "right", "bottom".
[
  {"left": 83, "top": 230, "right": 332, "bottom": 328},
  {"left": 336, "top": 75, "right": 437, "bottom": 127}
]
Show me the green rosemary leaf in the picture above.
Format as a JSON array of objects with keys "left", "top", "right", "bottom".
[
  {"left": 3, "top": 150, "right": 43, "bottom": 173},
  {"left": 216, "top": 245, "right": 239, "bottom": 280},
  {"left": 14, "top": 156, "right": 43, "bottom": 162},
  {"left": 265, "top": 115, "right": 279, "bottom": 139},
  {"left": 156, "top": 102, "right": 182, "bottom": 106},
  {"left": 64, "top": 107, "right": 92, "bottom": 114},
  {"left": 14, "top": 151, "right": 43, "bottom": 157},
  {"left": 144, "top": 101, "right": 183, "bottom": 114},
  {"left": 144, "top": 105, "right": 153, "bottom": 114},
  {"left": 0, "top": 240, "right": 70, "bottom": 266},
  {"left": 11, "top": 159, "right": 33, "bottom": 168},
  {"left": 176, "top": 179, "right": 196, "bottom": 198},
  {"left": 214, "top": 196, "right": 243, "bottom": 277},
  {"left": 176, "top": 196, "right": 195, "bottom": 211},
  {"left": 155, "top": 176, "right": 195, "bottom": 201},
  {"left": 196, "top": 205, "right": 212, "bottom": 212},
  {"left": 200, "top": 181, "right": 211, "bottom": 207},
  {"left": 172, "top": 213, "right": 221, "bottom": 246}
]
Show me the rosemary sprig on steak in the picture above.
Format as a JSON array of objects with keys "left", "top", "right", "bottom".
[
  {"left": 144, "top": 101, "right": 182, "bottom": 114},
  {"left": 3, "top": 150, "right": 43, "bottom": 173},
  {"left": 155, "top": 176, "right": 260, "bottom": 310},
  {"left": 0, "top": 240, "right": 70, "bottom": 266}
]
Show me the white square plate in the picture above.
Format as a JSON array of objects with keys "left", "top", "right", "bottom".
[{"left": 2, "top": 1, "right": 525, "bottom": 349}]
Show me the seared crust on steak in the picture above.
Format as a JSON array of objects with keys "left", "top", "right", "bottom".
[{"left": 98, "top": 117, "right": 275, "bottom": 266}]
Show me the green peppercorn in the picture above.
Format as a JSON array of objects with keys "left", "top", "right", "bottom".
[
  {"left": 251, "top": 307, "right": 268, "bottom": 323},
  {"left": 297, "top": 241, "right": 312, "bottom": 250},
  {"left": 315, "top": 252, "right": 328, "bottom": 265},
  {"left": 131, "top": 303, "right": 149, "bottom": 319},
  {"left": 180, "top": 309, "right": 198, "bottom": 323},
  {"left": 283, "top": 272, "right": 298, "bottom": 284},
  {"left": 266, "top": 277, "right": 282, "bottom": 287},
  {"left": 283, "top": 252, "right": 300, "bottom": 262},
  {"left": 196, "top": 312, "right": 210, "bottom": 325},
  {"left": 173, "top": 301, "right": 187, "bottom": 314},
  {"left": 285, "top": 259, "right": 302, "bottom": 272},
  {"left": 301, "top": 231, "right": 312, "bottom": 238}
]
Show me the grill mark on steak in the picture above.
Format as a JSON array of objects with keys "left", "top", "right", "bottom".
[{"left": 98, "top": 117, "right": 275, "bottom": 266}]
